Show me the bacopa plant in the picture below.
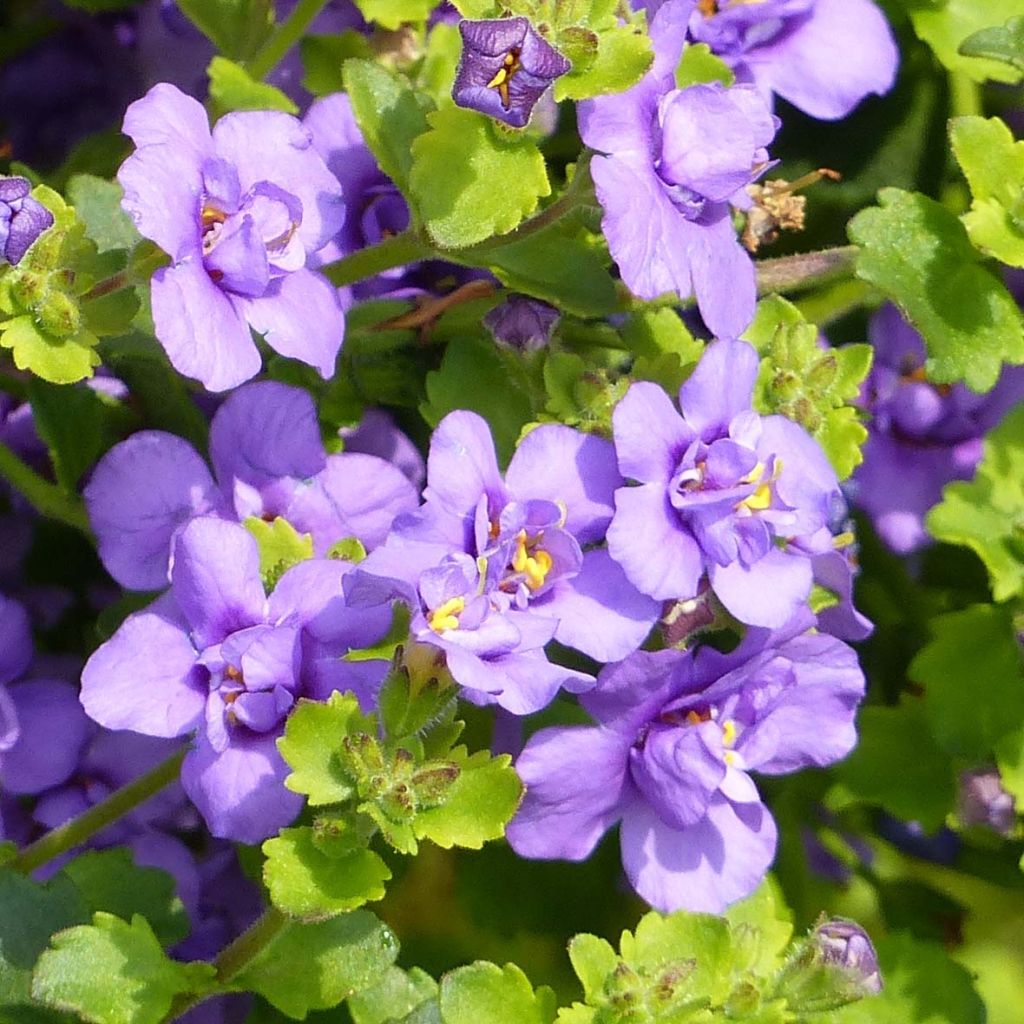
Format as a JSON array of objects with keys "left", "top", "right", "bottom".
[{"left": 0, "top": 1, "right": 1023, "bottom": 1023}]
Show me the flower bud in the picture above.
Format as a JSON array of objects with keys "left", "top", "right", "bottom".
[
  {"left": 0, "top": 177, "right": 54, "bottom": 266},
  {"left": 812, "top": 918, "right": 883, "bottom": 996},
  {"left": 957, "top": 768, "right": 1016, "bottom": 836},
  {"left": 483, "top": 294, "right": 560, "bottom": 352}
]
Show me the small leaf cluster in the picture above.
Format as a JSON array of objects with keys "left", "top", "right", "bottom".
[{"left": 265, "top": 650, "right": 523, "bottom": 921}]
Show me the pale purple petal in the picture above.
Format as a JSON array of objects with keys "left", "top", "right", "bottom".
[
  {"left": 80, "top": 594, "right": 205, "bottom": 737},
  {"left": 0, "top": 681, "right": 92, "bottom": 794},
  {"left": 687, "top": 212, "right": 757, "bottom": 339},
  {"left": 507, "top": 726, "right": 632, "bottom": 860},
  {"left": 0, "top": 593, "right": 32, "bottom": 685},
  {"left": 170, "top": 519, "right": 266, "bottom": 649},
  {"left": 85, "top": 431, "right": 223, "bottom": 591},
  {"left": 544, "top": 549, "right": 660, "bottom": 661},
  {"left": 711, "top": 547, "right": 812, "bottom": 628},
  {"left": 150, "top": 258, "right": 262, "bottom": 392},
  {"left": 424, "top": 411, "right": 507, "bottom": 517},
  {"left": 678, "top": 339, "right": 759, "bottom": 438},
  {"left": 235, "top": 268, "right": 345, "bottom": 379},
  {"left": 613, "top": 382, "right": 694, "bottom": 484},
  {"left": 582, "top": 649, "right": 686, "bottom": 736},
  {"left": 607, "top": 483, "right": 703, "bottom": 601},
  {"left": 619, "top": 794, "right": 777, "bottom": 913},
  {"left": 747, "top": 0, "right": 898, "bottom": 120},
  {"left": 182, "top": 731, "right": 302, "bottom": 843},
  {"left": 506, "top": 425, "right": 622, "bottom": 543},
  {"left": 209, "top": 381, "right": 325, "bottom": 495}
]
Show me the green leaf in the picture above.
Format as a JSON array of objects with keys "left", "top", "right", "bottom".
[
  {"left": 421, "top": 337, "right": 535, "bottom": 465},
  {"left": 409, "top": 106, "right": 550, "bottom": 248},
  {"left": 418, "top": 23, "right": 462, "bottom": 106},
  {"left": 478, "top": 226, "right": 618, "bottom": 318},
  {"left": 624, "top": 307, "right": 704, "bottom": 392},
  {"left": 244, "top": 516, "right": 314, "bottom": 591},
  {"left": 263, "top": 828, "right": 391, "bottom": 920},
  {"left": 27, "top": 380, "right": 128, "bottom": 491},
  {"left": 742, "top": 296, "right": 872, "bottom": 480},
  {"left": 832, "top": 704, "right": 956, "bottom": 831},
  {"left": 959, "top": 15, "right": 1024, "bottom": 71},
  {"left": 208, "top": 56, "right": 299, "bottom": 114},
  {"left": 0, "top": 316, "right": 101, "bottom": 385},
  {"left": 413, "top": 747, "right": 523, "bottom": 849},
  {"left": 175, "top": 0, "right": 274, "bottom": 61},
  {"left": 554, "top": 25, "right": 652, "bottom": 101},
  {"left": 832, "top": 933, "right": 984, "bottom": 1024},
  {"left": 352, "top": 0, "right": 433, "bottom": 30},
  {"left": 0, "top": 872, "right": 85, "bottom": 1008},
  {"left": 848, "top": 188, "right": 1024, "bottom": 391},
  {"left": 439, "top": 962, "right": 556, "bottom": 1024},
  {"left": 926, "top": 404, "right": 1024, "bottom": 600},
  {"left": 723, "top": 881, "right": 794, "bottom": 976},
  {"left": 344, "top": 60, "right": 432, "bottom": 190},
  {"left": 911, "top": 605, "right": 1024, "bottom": 759},
  {"left": 301, "top": 32, "right": 373, "bottom": 96},
  {"left": 66, "top": 176, "right": 138, "bottom": 253},
  {"left": 279, "top": 692, "right": 375, "bottom": 806},
  {"left": 950, "top": 115, "right": 1024, "bottom": 266},
  {"left": 675, "top": 42, "right": 735, "bottom": 88},
  {"left": 566, "top": 934, "right": 619, "bottom": 1004},
  {"left": 233, "top": 911, "right": 398, "bottom": 1019},
  {"left": 32, "top": 914, "right": 214, "bottom": 1024},
  {"left": 56, "top": 849, "right": 189, "bottom": 949},
  {"left": 909, "top": 0, "right": 1024, "bottom": 83},
  {"left": 447, "top": 0, "right": 495, "bottom": 18},
  {"left": 348, "top": 967, "right": 438, "bottom": 1024}
]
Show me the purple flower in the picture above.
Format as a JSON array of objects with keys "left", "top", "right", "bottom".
[
  {"left": 852, "top": 305, "right": 1024, "bottom": 554},
  {"left": 483, "top": 294, "right": 560, "bottom": 352},
  {"left": 85, "top": 381, "right": 419, "bottom": 590},
  {"left": 608, "top": 338, "right": 841, "bottom": 627},
  {"left": 687, "top": 0, "right": 899, "bottom": 121},
  {"left": 0, "top": 593, "right": 33, "bottom": 754},
  {"left": 0, "top": 177, "right": 54, "bottom": 266},
  {"left": 579, "top": 1, "right": 776, "bottom": 337},
  {"left": 507, "top": 616, "right": 865, "bottom": 912},
  {"left": 340, "top": 409, "right": 426, "bottom": 490},
  {"left": 347, "top": 411, "right": 660, "bottom": 712},
  {"left": 118, "top": 84, "right": 347, "bottom": 391},
  {"left": 812, "top": 919, "right": 883, "bottom": 995},
  {"left": 81, "top": 517, "right": 392, "bottom": 842},
  {"left": 957, "top": 769, "right": 1016, "bottom": 836},
  {"left": 452, "top": 17, "right": 571, "bottom": 129},
  {"left": 304, "top": 94, "right": 411, "bottom": 269}
]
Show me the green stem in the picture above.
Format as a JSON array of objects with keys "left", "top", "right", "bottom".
[
  {"left": 322, "top": 231, "right": 436, "bottom": 288},
  {"left": 949, "top": 70, "right": 983, "bottom": 120},
  {"left": 0, "top": 441, "right": 93, "bottom": 536},
  {"left": 14, "top": 747, "right": 188, "bottom": 875},
  {"left": 165, "top": 908, "right": 289, "bottom": 1022},
  {"left": 248, "top": 0, "right": 332, "bottom": 81},
  {"left": 80, "top": 247, "right": 169, "bottom": 304},
  {"left": 755, "top": 245, "right": 859, "bottom": 296}
]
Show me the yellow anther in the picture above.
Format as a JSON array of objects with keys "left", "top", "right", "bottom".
[
  {"left": 740, "top": 461, "right": 765, "bottom": 486},
  {"left": 512, "top": 530, "right": 553, "bottom": 591},
  {"left": 722, "top": 718, "right": 737, "bottom": 748},
  {"left": 486, "top": 67, "right": 510, "bottom": 89},
  {"left": 724, "top": 750, "right": 736, "bottom": 766},
  {"left": 685, "top": 709, "right": 712, "bottom": 726},
  {"left": 486, "top": 49, "right": 521, "bottom": 110},
  {"left": 428, "top": 596, "right": 465, "bottom": 633},
  {"left": 741, "top": 482, "right": 773, "bottom": 512},
  {"left": 201, "top": 204, "right": 226, "bottom": 229}
]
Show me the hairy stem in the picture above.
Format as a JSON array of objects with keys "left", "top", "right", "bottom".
[
  {"left": 80, "top": 247, "right": 169, "bottom": 304},
  {"left": 0, "top": 441, "right": 93, "bottom": 537},
  {"left": 248, "top": 0, "right": 332, "bottom": 81},
  {"left": 756, "top": 245, "right": 860, "bottom": 296},
  {"left": 322, "top": 231, "right": 436, "bottom": 288},
  {"left": 14, "top": 747, "right": 188, "bottom": 874}
]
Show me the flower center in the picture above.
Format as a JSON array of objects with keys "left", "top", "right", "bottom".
[
  {"left": 510, "top": 529, "right": 553, "bottom": 592},
  {"left": 429, "top": 596, "right": 466, "bottom": 633},
  {"left": 486, "top": 49, "right": 522, "bottom": 110}
]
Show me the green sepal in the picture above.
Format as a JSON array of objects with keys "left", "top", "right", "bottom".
[{"left": 243, "top": 516, "right": 315, "bottom": 592}]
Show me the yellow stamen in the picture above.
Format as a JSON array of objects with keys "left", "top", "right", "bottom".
[
  {"left": 685, "top": 709, "right": 712, "bottom": 726},
  {"left": 201, "top": 205, "right": 226, "bottom": 229},
  {"left": 512, "top": 530, "right": 554, "bottom": 591},
  {"left": 722, "top": 718, "right": 737, "bottom": 748},
  {"left": 428, "top": 596, "right": 465, "bottom": 633},
  {"left": 486, "top": 50, "right": 521, "bottom": 110}
]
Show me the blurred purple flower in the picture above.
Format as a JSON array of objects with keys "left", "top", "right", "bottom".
[
  {"left": 508, "top": 615, "right": 865, "bottom": 912},
  {"left": 118, "top": 84, "right": 347, "bottom": 390},
  {"left": 579, "top": 0, "right": 776, "bottom": 337},
  {"left": 81, "top": 517, "right": 392, "bottom": 842},
  {"left": 609, "top": 339, "right": 841, "bottom": 627},
  {"left": 687, "top": 0, "right": 898, "bottom": 121},
  {"left": 0, "top": 593, "right": 34, "bottom": 755},
  {"left": 0, "top": 177, "right": 54, "bottom": 266},
  {"left": 852, "top": 304, "right": 1024, "bottom": 554},
  {"left": 85, "top": 381, "right": 418, "bottom": 591},
  {"left": 453, "top": 17, "right": 571, "bottom": 128},
  {"left": 957, "top": 768, "right": 1016, "bottom": 836}
]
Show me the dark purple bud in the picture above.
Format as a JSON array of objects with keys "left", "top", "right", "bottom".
[
  {"left": 958, "top": 768, "right": 1016, "bottom": 836},
  {"left": 483, "top": 293, "right": 560, "bottom": 351},
  {"left": 452, "top": 17, "right": 571, "bottom": 129},
  {"left": 813, "top": 919, "right": 883, "bottom": 996},
  {"left": 0, "top": 177, "right": 54, "bottom": 266}
]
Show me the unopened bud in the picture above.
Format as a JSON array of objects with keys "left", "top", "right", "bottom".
[
  {"left": 812, "top": 918, "right": 882, "bottom": 996},
  {"left": 0, "top": 177, "right": 54, "bottom": 267}
]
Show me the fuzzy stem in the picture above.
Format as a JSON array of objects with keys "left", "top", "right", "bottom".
[
  {"left": 322, "top": 231, "right": 436, "bottom": 288},
  {"left": 756, "top": 245, "right": 860, "bottom": 296},
  {"left": 13, "top": 747, "right": 188, "bottom": 874},
  {"left": 0, "top": 441, "right": 93, "bottom": 537},
  {"left": 248, "top": 0, "right": 332, "bottom": 81}
]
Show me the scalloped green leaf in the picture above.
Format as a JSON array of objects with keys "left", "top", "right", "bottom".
[{"left": 439, "top": 962, "right": 556, "bottom": 1024}]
